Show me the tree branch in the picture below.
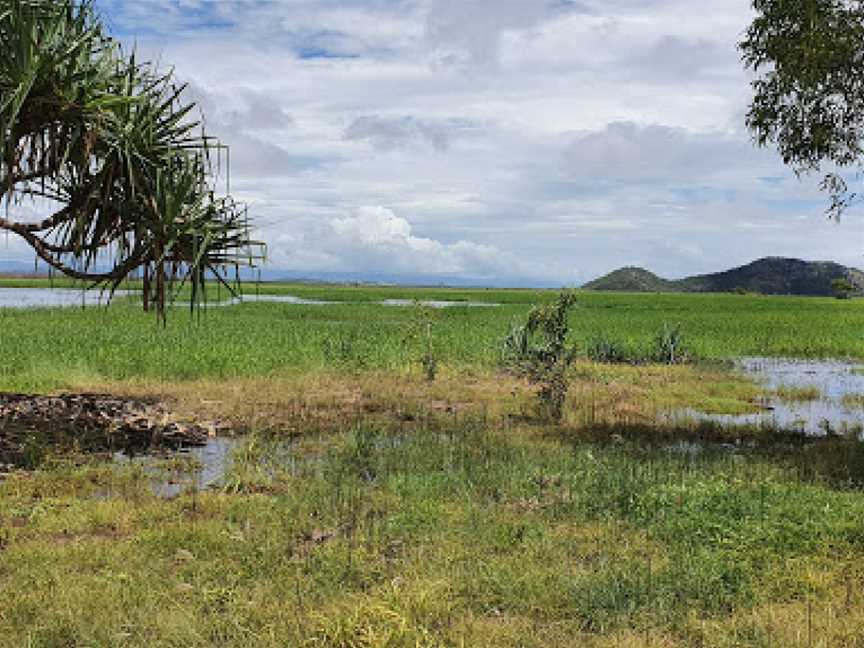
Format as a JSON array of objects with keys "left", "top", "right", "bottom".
[
  {"left": 0, "top": 217, "right": 143, "bottom": 282},
  {"left": 0, "top": 204, "right": 75, "bottom": 233}
]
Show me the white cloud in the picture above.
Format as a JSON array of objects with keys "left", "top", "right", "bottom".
[{"left": 280, "top": 205, "right": 551, "bottom": 281}]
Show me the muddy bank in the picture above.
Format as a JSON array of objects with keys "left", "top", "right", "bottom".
[{"left": 0, "top": 392, "right": 218, "bottom": 470}]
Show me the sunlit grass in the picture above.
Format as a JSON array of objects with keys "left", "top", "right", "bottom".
[
  {"left": 2, "top": 417, "right": 864, "bottom": 647},
  {"left": 2, "top": 286, "right": 864, "bottom": 392}
]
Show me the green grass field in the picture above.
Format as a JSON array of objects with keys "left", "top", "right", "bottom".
[
  {"left": 3, "top": 282, "right": 864, "bottom": 647},
  {"left": 1, "top": 282, "right": 864, "bottom": 392}
]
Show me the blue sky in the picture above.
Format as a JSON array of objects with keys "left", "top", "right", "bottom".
[{"left": 39, "top": 0, "right": 861, "bottom": 284}]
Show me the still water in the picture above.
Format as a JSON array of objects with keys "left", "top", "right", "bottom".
[
  {"left": 112, "top": 437, "right": 237, "bottom": 499},
  {"left": 677, "top": 357, "right": 864, "bottom": 436},
  {"left": 0, "top": 287, "right": 132, "bottom": 308},
  {"left": 0, "top": 288, "right": 498, "bottom": 309}
]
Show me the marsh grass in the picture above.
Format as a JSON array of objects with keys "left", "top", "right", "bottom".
[
  {"left": 3, "top": 414, "right": 864, "bottom": 646},
  {"left": 2, "top": 287, "right": 864, "bottom": 392},
  {"left": 62, "top": 361, "right": 762, "bottom": 448},
  {"left": 841, "top": 392, "right": 864, "bottom": 409},
  {"left": 775, "top": 385, "right": 823, "bottom": 403}
]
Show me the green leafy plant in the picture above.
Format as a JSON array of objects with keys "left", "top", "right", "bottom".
[
  {"left": 402, "top": 301, "right": 438, "bottom": 381},
  {"left": 501, "top": 291, "right": 578, "bottom": 422},
  {"left": 652, "top": 323, "right": 691, "bottom": 365},
  {"left": 832, "top": 278, "right": 854, "bottom": 300},
  {"left": 741, "top": 0, "right": 864, "bottom": 218},
  {"left": 586, "top": 335, "right": 638, "bottom": 364},
  {"left": 585, "top": 324, "right": 692, "bottom": 366},
  {"left": 0, "top": 0, "right": 264, "bottom": 319}
]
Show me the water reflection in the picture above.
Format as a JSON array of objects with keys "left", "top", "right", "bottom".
[
  {"left": 0, "top": 287, "right": 132, "bottom": 308},
  {"left": 0, "top": 288, "right": 499, "bottom": 309},
  {"left": 676, "top": 357, "right": 864, "bottom": 437},
  {"left": 112, "top": 436, "right": 237, "bottom": 498}
]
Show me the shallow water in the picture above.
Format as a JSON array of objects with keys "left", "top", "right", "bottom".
[
  {"left": 380, "top": 298, "right": 499, "bottom": 308},
  {"left": 0, "top": 288, "right": 498, "bottom": 309},
  {"left": 210, "top": 296, "right": 499, "bottom": 308},
  {"left": 676, "top": 357, "right": 864, "bottom": 436},
  {"left": 0, "top": 287, "right": 132, "bottom": 308},
  {"left": 221, "top": 294, "right": 335, "bottom": 306},
  {"left": 113, "top": 436, "right": 238, "bottom": 498}
]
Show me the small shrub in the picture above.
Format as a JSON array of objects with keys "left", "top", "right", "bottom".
[
  {"left": 652, "top": 323, "right": 692, "bottom": 365},
  {"left": 403, "top": 301, "right": 438, "bottom": 381},
  {"left": 832, "top": 277, "right": 854, "bottom": 300},
  {"left": 586, "top": 335, "right": 640, "bottom": 364},
  {"left": 421, "top": 342, "right": 437, "bottom": 382},
  {"left": 501, "top": 291, "right": 578, "bottom": 422}
]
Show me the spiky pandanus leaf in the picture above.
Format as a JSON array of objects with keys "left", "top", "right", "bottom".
[{"left": 0, "top": 0, "right": 263, "bottom": 317}]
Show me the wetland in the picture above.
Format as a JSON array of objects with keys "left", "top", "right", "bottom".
[{"left": 2, "top": 282, "right": 864, "bottom": 647}]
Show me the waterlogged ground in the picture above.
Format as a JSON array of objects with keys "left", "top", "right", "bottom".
[
  {"left": 111, "top": 437, "right": 238, "bottom": 499},
  {"left": 3, "top": 414, "right": 864, "bottom": 647},
  {"left": 3, "top": 283, "right": 864, "bottom": 645},
  {"left": 676, "top": 357, "right": 864, "bottom": 437}
]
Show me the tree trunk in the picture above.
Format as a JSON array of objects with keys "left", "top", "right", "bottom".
[
  {"left": 155, "top": 246, "right": 165, "bottom": 323},
  {"left": 142, "top": 263, "right": 151, "bottom": 312}
]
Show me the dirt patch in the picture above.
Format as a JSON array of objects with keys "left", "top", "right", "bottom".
[{"left": 0, "top": 392, "right": 218, "bottom": 469}]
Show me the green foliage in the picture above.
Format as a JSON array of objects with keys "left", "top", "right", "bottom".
[
  {"left": 0, "top": 0, "right": 262, "bottom": 317},
  {"left": 585, "top": 324, "right": 692, "bottom": 365},
  {"left": 402, "top": 301, "right": 438, "bottom": 381},
  {"left": 502, "top": 291, "right": 578, "bottom": 421},
  {"left": 741, "top": 0, "right": 864, "bottom": 215},
  {"left": 652, "top": 323, "right": 692, "bottom": 364},
  {"left": 832, "top": 277, "right": 854, "bottom": 299}
]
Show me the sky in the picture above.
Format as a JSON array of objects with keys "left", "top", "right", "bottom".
[{"left": 9, "top": 0, "right": 864, "bottom": 286}]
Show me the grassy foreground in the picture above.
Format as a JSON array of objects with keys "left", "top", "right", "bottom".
[{"left": 3, "top": 415, "right": 864, "bottom": 647}]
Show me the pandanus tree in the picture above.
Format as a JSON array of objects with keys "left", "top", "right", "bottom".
[
  {"left": 741, "top": 0, "right": 864, "bottom": 217},
  {"left": 0, "top": 0, "right": 263, "bottom": 319}
]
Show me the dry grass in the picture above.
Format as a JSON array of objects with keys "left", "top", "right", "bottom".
[{"left": 70, "top": 362, "right": 761, "bottom": 439}]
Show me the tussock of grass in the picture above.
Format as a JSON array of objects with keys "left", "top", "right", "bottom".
[
  {"left": 775, "top": 384, "right": 823, "bottom": 403},
  {"left": 841, "top": 393, "right": 864, "bottom": 409}
]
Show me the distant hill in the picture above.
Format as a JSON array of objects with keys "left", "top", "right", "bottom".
[
  {"left": 583, "top": 266, "right": 676, "bottom": 292},
  {"left": 583, "top": 257, "right": 864, "bottom": 296}
]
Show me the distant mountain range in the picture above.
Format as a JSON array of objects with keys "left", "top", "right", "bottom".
[{"left": 583, "top": 257, "right": 864, "bottom": 296}]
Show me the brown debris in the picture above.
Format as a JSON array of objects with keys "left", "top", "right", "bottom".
[{"left": 0, "top": 392, "right": 215, "bottom": 469}]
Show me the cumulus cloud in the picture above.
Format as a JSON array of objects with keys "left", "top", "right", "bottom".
[{"left": 325, "top": 206, "right": 527, "bottom": 278}]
